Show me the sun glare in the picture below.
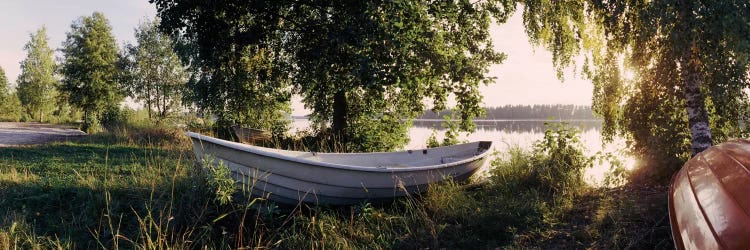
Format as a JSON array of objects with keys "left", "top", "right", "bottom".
[{"left": 622, "top": 68, "right": 637, "bottom": 82}]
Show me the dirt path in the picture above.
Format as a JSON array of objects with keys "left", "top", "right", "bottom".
[{"left": 0, "top": 122, "right": 86, "bottom": 147}]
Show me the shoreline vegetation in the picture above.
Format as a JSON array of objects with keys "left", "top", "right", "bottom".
[{"left": 0, "top": 123, "right": 672, "bottom": 249}]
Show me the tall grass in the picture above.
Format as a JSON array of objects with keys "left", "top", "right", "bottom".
[
  {"left": 0, "top": 127, "right": 195, "bottom": 249},
  {"left": 0, "top": 124, "right": 670, "bottom": 249}
]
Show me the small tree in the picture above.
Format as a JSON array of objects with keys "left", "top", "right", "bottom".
[
  {"left": 0, "top": 66, "right": 23, "bottom": 121},
  {"left": 0, "top": 67, "right": 7, "bottom": 99},
  {"left": 16, "top": 26, "right": 57, "bottom": 122},
  {"left": 123, "top": 18, "right": 187, "bottom": 123},
  {"left": 60, "top": 12, "right": 124, "bottom": 132}
]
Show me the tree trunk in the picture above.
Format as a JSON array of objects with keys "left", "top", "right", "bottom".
[
  {"left": 147, "top": 99, "right": 152, "bottom": 120},
  {"left": 146, "top": 80, "right": 153, "bottom": 120},
  {"left": 682, "top": 47, "right": 712, "bottom": 156},
  {"left": 676, "top": 0, "right": 712, "bottom": 156},
  {"left": 83, "top": 109, "right": 90, "bottom": 133},
  {"left": 332, "top": 90, "right": 348, "bottom": 145},
  {"left": 39, "top": 109, "right": 43, "bottom": 123},
  {"left": 158, "top": 83, "right": 167, "bottom": 122}
]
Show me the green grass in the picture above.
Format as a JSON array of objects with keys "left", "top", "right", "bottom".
[
  {"left": 0, "top": 126, "right": 673, "bottom": 249},
  {"left": 0, "top": 132, "right": 196, "bottom": 249}
]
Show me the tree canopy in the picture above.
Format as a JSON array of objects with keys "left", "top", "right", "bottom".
[
  {"left": 0, "top": 66, "right": 8, "bottom": 99},
  {"left": 151, "top": 0, "right": 516, "bottom": 151},
  {"left": 520, "top": 0, "right": 750, "bottom": 179},
  {"left": 16, "top": 26, "right": 58, "bottom": 122},
  {"left": 0, "top": 66, "right": 12, "bottom": 120},
  {"left": 151, "top": 1, "right": 295, "bottom": 138},
  {"left": 123, "top": 18, "right": 187, "bottom": 123},
  {"left": 0, "top": 66, "right": 24, "bottom": 122},
  {"left": 60, "top": 12, "right": 124, "bottom": 132}
]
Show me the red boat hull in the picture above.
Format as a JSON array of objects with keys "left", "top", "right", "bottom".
[{"left": 669, "top": 139, "right": 750, "bottom": 249}]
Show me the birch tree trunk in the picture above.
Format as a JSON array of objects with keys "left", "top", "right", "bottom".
[
  {"left": 682, "top": 47, "right": 712, "bottom": 156},
  {"left": 677, "top": 0, "right": 712, "bottom": 156}
]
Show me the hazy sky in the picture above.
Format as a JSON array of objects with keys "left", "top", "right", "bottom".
[{"left": 0, "top": 1, "right": 593, "bottom": 115}]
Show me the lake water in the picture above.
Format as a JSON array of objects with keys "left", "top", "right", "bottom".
[{"left": 291, "top": 119, "right": 633, "bottom": 186}]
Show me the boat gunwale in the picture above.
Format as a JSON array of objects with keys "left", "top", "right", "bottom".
[{"left": 185, "top": 131, "right": 493, "bottom": 173}]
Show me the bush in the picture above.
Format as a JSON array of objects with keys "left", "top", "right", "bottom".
[
  {"left": 0, "top": 93, "right": 25, "bottom": 122},
  {"left": 202, "top": 157, "right": 236, "bottom": 206},
  {"left": 99, "top": 106, "right": 132, "bottom": 131},
  {"left": 529, "top": 123, "right": 592, "bottom": 199}
]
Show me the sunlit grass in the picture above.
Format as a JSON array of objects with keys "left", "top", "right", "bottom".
[
  {"left": 0, "top": 125, "right": 670, "bottom": 249},
  {"left": 0, "top": 131, "right": 194, "bottom": 249}
]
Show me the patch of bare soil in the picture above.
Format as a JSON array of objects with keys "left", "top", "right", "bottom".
[{"left": 0, "top": 122, "right": 86, "bottom": 147}]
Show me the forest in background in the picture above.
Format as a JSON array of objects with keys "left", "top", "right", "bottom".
[{"left": 419, "top": 104, "right": 597, "bottom": 120}]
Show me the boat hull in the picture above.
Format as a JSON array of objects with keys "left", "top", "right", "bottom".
[
  {"left": 669, "top": 139, "right": 750, "bottom": 249},
  {"left": 186, "top": 132, "right": 491, "bottom": 205}
]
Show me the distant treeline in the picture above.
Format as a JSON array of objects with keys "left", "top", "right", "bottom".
[{"left": 420, "top": 104, "right": 598, "bottom": 120}]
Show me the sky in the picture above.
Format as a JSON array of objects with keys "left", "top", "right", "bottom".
[{"left": 0, "top": 1, "right": 593, "bottom": 116}]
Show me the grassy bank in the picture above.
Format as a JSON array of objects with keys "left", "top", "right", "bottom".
[{"left": 0, "top": 126, "right": 672, "bottom": 249}]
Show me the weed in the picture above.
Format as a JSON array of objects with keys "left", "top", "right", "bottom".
[{"left": 202, "top": 156, "right": 236, "bottom": 206}]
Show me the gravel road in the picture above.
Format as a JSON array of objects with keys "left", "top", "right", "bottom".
[{"left": 0, "top": 122, "right": 86, "bottom": 147}]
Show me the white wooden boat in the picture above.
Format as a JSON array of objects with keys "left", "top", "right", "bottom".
[{"left": 185, "top": 132, "right": 492, "bottom": 205}]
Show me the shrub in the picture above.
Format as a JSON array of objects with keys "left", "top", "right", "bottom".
[
  {"left": 202, "top": 156, "right": 236, "bottom": 206},
  {"left": 0, "top": 93, "right": 25, "bottom": 122},
  {"left": 529, "top": 123, "right": 592, "bottom": 199},
  {"left": 99, "top": 105, "right": 132, "bottom": 131}
]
